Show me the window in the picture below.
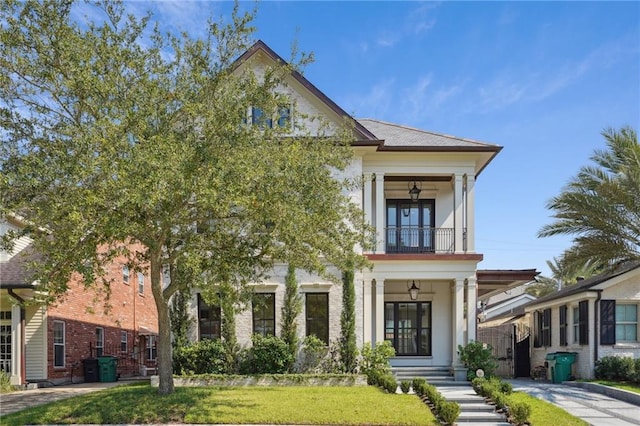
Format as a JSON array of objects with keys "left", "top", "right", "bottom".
[
  {"left": 198, "top": 293, "right": 221, "bottom": 340},
  {"left": 121, "top": 331, "right": 128, "bottom": 353},
  {"left": 138, "top": 272, "right": 144, "bottom": 295},
  {"left": 534, "top": 308, "right": 551, "bottom": 348},
  {"left": 252, "top": 107, "right": 273, "bottom": 129},
  {"left": 306, "top": 293, "right": 329, "bottom": 344},
  {"left": 577, "top": 300, "right": 588, "bottom": 345},
  {"left": 251, "top": 105, "right": 291, "bottom": 129},
  {"left": 572, "top": 306, "right": 580, "bottom": 344},
  {"left": 96, "top": 327, "right": 104, "bottom": 357},
  {"left": 386, "top": 199, "right": 436, "bottom": 253},
  {"left": 146, "top": 335, "right": 157, "bottom": 361},
  {"left": 601, "top": 300, "right": 616, "bottom": 345},
  {"left": 559, "top": 305, "right": 568, "bottom": 346},
  {"left": 53, "top": 321, "right": 65, "bottom": 367},
  {"left": 122, "top": 265, "right": 129, "bottom": 285},
  {"left": 253, "top": 293, "right": 275, "bottom": 336},
  {"left": 616, "top": 304, "right": 638, "bottom": 342}
]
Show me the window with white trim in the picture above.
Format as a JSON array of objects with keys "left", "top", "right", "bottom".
[
  {"left": 146, "top": 335, "right": 157, "bottom": 361},
  {"left": 616, "top": 304, "right": 638, "bottom": 342},
  {"left": 572, "top": 306, "right": 580, "bottom": 344},
  {"left": 122, "top": 265, "right": 129, "bottom": 285},
  {"left": 53, "top": 321, "right": 65, "bottom": 368},
  {"left": 121, "top": 331, "right": 128, "bottom": 353},
  {"left": 138, "top": 272, "right": 144, "bottom": 295},
  {"left": 96, "top": 327, "right": 104, "bottom": 357}
]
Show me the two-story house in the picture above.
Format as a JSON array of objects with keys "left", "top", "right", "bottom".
[
  {"left": 187, "top": 41, "right": 536, "bottom": 380},
  {"left": 0, "top": 215, "right": 159, "bottom": 386}
]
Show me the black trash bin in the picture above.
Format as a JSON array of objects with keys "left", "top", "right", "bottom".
[{"left": 83, "top": 358, "right": 99, "bottom": 383}]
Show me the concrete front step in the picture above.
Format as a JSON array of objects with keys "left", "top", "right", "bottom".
[
  {"left": 458, "top": 403, "right": 498, "bottom": 412},
  {"left": 457, "top": 411, "right": 508, "bottom": 422},
  {"left": 455, "top": 423, "right": 511, "bottom": 426}
]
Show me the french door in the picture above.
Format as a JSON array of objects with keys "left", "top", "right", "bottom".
[
  {"left": 385, "top": 302, "right": 431, "bottom": 356},
  {"left": 386, "top": 199, "right": 435, "bottom": 253}
]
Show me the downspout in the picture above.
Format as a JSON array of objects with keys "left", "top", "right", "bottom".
[
  {"left": 594, "top": 290, "right": 602, "bottom": 366},
  {"left": 7, "top": 289, "right": 26, "bottom": 386}
]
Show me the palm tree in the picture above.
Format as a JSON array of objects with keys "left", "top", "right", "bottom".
[
  {"left": 538, "top": 126, "right": 640, "bottom": 269},
  {"left": 526, "top": 255, "right": 601, "bottom": 297}
]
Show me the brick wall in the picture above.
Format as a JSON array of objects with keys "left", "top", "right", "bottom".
[{"left": 46, "top": 244, "right": 158, "bottom": 382}]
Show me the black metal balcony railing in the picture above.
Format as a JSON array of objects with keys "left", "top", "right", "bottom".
[{"left": 385, "top": 227, "right": 455, "bottom": 254}]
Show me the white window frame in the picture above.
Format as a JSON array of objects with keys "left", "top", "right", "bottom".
[
  {"left": 53, "top": 321, "right": 65, "bottom": 368},
  {"left": 96, "top": 327, "right": 104, "bottom": 356},
  {"left": 572, "top": 306, "right": 580, "bottom": 344},
  {"left": 146, "top": 335, "right": 157, "bottom": 361},
  {"left": 138, "top": 272, "right": 144, "bottom": 295},
  {"left": 122, "top": 265, "right": 130, "bottom": 285},
  {"left": 616, "top": 303, "right": 638, "bottom": 342},
  {"left": 120, "top": 331, "right": 128, "bottom": 353}
]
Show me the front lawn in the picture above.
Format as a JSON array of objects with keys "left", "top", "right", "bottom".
[
  {"left": 507, "top": 391, "right": 588, "bottom": 426},
  {"left": 590, "top": 380, "right": 640, "bottom": 394},
  {"left": 0, "top": 383, "right": 438, "bottom": 425}
]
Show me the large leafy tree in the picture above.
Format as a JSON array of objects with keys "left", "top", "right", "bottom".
[
  {"left": 538, "top": 126, "right": 640, "bottom": 270},
  {"left": 0, "top": 0, "right": 367, "bottom": 394}
]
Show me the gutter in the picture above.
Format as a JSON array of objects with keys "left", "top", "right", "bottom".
[{"left": 7, "top": 289, "right": 26, "bottom": 386}]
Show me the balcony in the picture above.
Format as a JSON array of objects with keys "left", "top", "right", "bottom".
[{"left": 385, "top": 226, "right": 455, "bottom": 254}]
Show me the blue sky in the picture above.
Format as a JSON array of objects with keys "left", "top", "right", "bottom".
[{"left": 115, "top": 1, "right": 639, "bottom": 277}]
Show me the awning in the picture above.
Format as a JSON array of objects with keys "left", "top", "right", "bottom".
[{"left": 138, "top": 326, "right": 157, "bottom": 336}]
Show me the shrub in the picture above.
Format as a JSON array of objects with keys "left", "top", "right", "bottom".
[
  {"left": 412, "top": 378, "right": 427, "bottom": 396},
  {"left": 359, "top": 341, "right": 395, "bottom": 378},
  {"left": 173, "top": 338, "right": 227, "bottom": 375},
  {"left": 510, "top": 401, "right": 531, "bottom": 425},
  {"left": 0, "top": 370, "right": 13, "bottom": 393},
  {"left": 500, "top": 380, "right": 513, "bottom": 395},
  {"left": 438, "top": 401, "right": 460, "bottom": 425},
  {"left": 400, "top": 380, "right": 411, "bottom": 393},
  {"left": 380, "top": 373, "right": 397, "bottom": 393},
  {"left": 241, "top": 334, "right": 295, "bottom": 374},
  {"left": 295, "top": 335, "right": 328, "bottom": 373},
  {"left": 493, "top": 391, "right": 507, "bottom": 410},
  {"left": 594, "top": 355, "right": 635, "bottom": 381},
  {"left": 458, "top": 341, "right": 498, "bottom": 380},
  {"left": 634, "top": 358, "right": 640, "bottom": 384}
]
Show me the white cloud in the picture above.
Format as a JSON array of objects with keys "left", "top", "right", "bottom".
[{"left": 341, "top": 78, "right": 396, "bottom": 119}]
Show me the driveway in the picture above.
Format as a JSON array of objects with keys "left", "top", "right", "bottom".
[{"left": 508, "top": 379, "right": 640, "bottom": 426}]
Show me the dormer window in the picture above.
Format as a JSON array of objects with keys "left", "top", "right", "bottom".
[{"left": 252, "top": 107, "right": 272, "bottom": 129}]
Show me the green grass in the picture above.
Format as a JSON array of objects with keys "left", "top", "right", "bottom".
[
  {"left": 507, "top": 391, "right": 588, "bottom": 426},
  {"left": 590, "top": 380, "right": 640, "bottom": 394},
  {"left": 0, "top": 383, "right": 438, "bottom": 425}
]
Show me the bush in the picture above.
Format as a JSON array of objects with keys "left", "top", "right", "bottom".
[
  {"left": 594, "top": 355, "right": 635, "bottom": 381},
  {"left": 458, "top": 341, "right": 498, "bottom": 380},
  {"left": 400, "top": 380, "right": 411, "bottom": 393},
  {"left": 493, "top": 391, "right": 507, "bottom": 410},
  {"left": 509, "top": 401, "right": 531, "bottom": 425},
  {"left": 240, "top": 334, "right": 294, "bottom": 374},
  {"left": 438, "top": 401, "right": 460, "bottom": 425},
  {"left": 634, "top": 358, "right": 640, "bottom": 384},
  {"left": 295, "top": 335, "right": 328, "bottom": 373},
  {"left": 0, "top": 370, "right": 13, "bottom": 393},
  {"left": 500, "top": 380, "right": 513, "bottom": 395},
  {"left": 359, "top": 341, "right": 395, "bottom": 378},
  {"left": 173, "top": 338, "right": 227, "bottom": 375},
  {"left": 380, "top": 373, "right": 397, "bottom": 393}
]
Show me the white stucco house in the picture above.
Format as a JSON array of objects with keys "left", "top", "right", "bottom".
[
  {"left": 524, "top": 261, "right": 640, "bottom": 379},
  {"left": 186, "top": 40, "right": 536, "bottom": 380}
]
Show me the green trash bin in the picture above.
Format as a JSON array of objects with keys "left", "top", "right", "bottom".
[
  {"left": 545, "top": 352, "right": 557, "bottom": 382},
  {"left": 97, "top": 356, "right": 118, "bottom": 382},
  {"left": 553, "top": 352, "right": 577, "bottom": 383}
]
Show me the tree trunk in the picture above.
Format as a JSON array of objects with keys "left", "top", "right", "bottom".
[{"left": 150, "top": 251, "right": 175, "bottom": 395}]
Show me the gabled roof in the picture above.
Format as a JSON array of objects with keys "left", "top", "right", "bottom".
[
  {"left": 236, "top": 41, "right": 504, "bottom": 164},
  {"left": 523, "top": 260, "right": 640, "bottom": 309},
  {"left": 235, "top": 40, "right": 380, "bottom": 143}
]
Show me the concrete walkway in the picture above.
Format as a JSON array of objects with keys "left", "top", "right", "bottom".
[
  {"left": 0, "top": 379, "right": 133, "bottom": 416},
  {"left": 508, "top": 379, "right": 640, "bottom": 426}
]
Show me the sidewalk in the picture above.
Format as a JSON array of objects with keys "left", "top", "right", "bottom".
[
  {"left": 0, "top": 379, "right": 135, "bottom": 416},
  {"left": 508, "top": 378, "right": 640, "bottom": 426}
]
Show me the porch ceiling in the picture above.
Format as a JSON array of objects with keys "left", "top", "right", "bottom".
[{"left": 476, "top": 269, "right": 539, "bottom": 301}]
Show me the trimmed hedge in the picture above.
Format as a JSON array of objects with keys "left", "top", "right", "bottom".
[{"left": 412, "top": 378, "right": 460, "bottom": 425}]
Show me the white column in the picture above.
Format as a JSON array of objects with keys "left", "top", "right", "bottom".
[
  {"left": 363, "top": 174, "right": 373, "bottom": 229},
  {"left": 363, "top": 280, "right": 372, "bottom": 344},
  {"left": 452, "top": 279, "right": 465, "bottom": 366},
  {"left": 11, "top": 304, "right": 22, "bottom": 385},
  {"left": 465, "top": 174, "right": 476, "bottom": 253},
  {"left": 454, "top": 174, "right": 464, "bottom": 253},
  {"left": 375, "top": 173, "right": 385, "bottom": 253},
  {"left": 375, "top": 279, "right": 385, "bottom": 344},
  {"left": 467, "top": 277, "right": 477, "bottom": 343}
]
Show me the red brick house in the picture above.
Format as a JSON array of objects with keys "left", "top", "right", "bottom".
[{"left": 0, "top": 216, "right": 159, "bottom": 386}]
